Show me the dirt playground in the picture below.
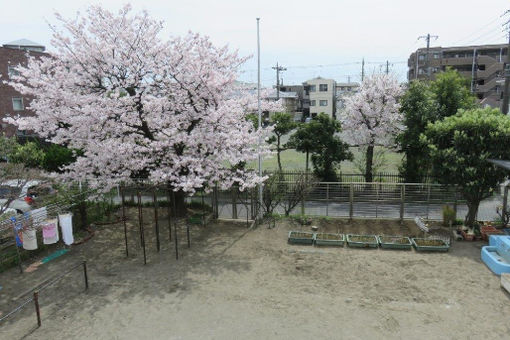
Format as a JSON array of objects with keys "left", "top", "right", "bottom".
[{"left": 0, "top": 209, "right": 509, "bottom": 339}]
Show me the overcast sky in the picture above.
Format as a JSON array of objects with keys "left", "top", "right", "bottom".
[{"left": 1, "top": 0, "right": 508, "bottom": 86}]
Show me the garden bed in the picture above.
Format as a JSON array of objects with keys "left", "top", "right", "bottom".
[
  {"left": 346, "top": 234, "right": 378, "bottom": 248},
  {"left": 411, "top": 238, "right": 450, "bottom": 252},
  {"left": 314, "top": 233, "right": 345, "bottom": 246},
  {"left": 377, "top": 235, "right": 412, "bottom": 250},
  {"left": 288, "top": 231, "right": 315, "bottom": 245}
]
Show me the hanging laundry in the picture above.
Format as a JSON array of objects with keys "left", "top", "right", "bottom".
[
  {"left": 42, "top": 218, "right": 59, "bottom": 244},
  {"left": 31, "top": 207, "right": 47, "bottom": 226},
  {"left": 10, "top": 217, "right": 23, "bottom": 247},
  {"left": 22, "top": 229, "right": 38, "bottom": 250},
  {"left": 59, "top": 213, "right": 74, "bottom": 245}
]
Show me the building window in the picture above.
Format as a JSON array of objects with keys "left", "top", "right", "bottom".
[
  {"left": 319, "top": 84, "right": 328, "bottom": 92},
  {"left": 310, "top": 100, "right": 316, "bottom": 106},
  {"left": 319, "top": 100, "right": 328, "bottom": 106},
  {"left": 418, "top": 54, "right": 425, "bottom": 61},
  {"left": 433, "top": 53, "right": 440, "bottom": 59},
  {"left": 12, "top": 97, "right": 23, "bottom": 111},
  {"left": 309, "top": 85, "right": 316, "bottom": 92},
  {"left": 8, "top": 66, "right": 20, "bottom": 78}
]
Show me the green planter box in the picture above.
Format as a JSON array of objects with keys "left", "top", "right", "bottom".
[
  {"left": 377, "top": 236, "right": 412, "bottom": 250},
  {"left": 288, "top": 231, "right": 314, "bottom": 245},
  {"left": 346, "top": 234, "right": 378, "bottom": 248},
  {"left": 411, "top": 238, "right": 450, "bottom": 252},
  {"left": 314, "top": 233, "right": 345, "bottom": 247}
]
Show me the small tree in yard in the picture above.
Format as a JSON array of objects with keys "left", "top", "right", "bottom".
[
  {"left": 343, "top": 73, "right": 403, "bottom": 182},
  {"left": 4, "top": 5, "right": 280, "bottom": 214},
  {"left": 423, "top": 108, "right": 510, "bottom": 227},
  {"left": 288, "top": 113, "right": 352, "bottom": 182},
  {"left": 267, "top": 113, "right": 296, "bottom": 172}
]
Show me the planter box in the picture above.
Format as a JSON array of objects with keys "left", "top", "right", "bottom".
[
  {"left": 411, "top": 238, "right": 450, "bottom": 252},
  {"left": 377, "top": 236, "right": 412, "bottom": 250},
  {"left": 461, "top": 230, "right": 475, "bottom": 241},
  {"left": 314, "top": 233, "right": 344, "bottom": 247},
  {"left": 288, "top": 231, "right": 314, "bottom": 245},
  {"left": 346, "top": 234, "right": 378, "bottom": 248}
]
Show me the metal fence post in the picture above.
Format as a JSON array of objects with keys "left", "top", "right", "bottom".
[
  {"left": 349, "top": 183, "right": 354, "bottom": 220},
  {"left": 503, "top": 186, "right": 509, "bottom": 222},
  {"left": 326, "top": 183, "right": 329, "bottom": 216},
  {"left": 33, "top": 291, "right": 41, "bottom": 327},
  {"left": 120, "top": 185, "right": 129, "bottom": 257},
  {"left": 426, "top": 184, "right": 431, "bottom": 220},
  {"left": 400, "top": 184, "right": 405, "bottom": 222},
  {"left": 453, "top": 187, "right": 458, "bottom": 220}
]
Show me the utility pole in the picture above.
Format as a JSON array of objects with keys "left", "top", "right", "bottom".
[
  {"left": 385, "top": 60, "right": 390, "bottom": 75},
  {"left": 361, "top": 58, "right": 365, "bottom": 82},
  {"left": 502, "top": 10, "right": 510, "bottom": 114},
  {"left": 272, "top": 62, "right": 286, "bottom": 100},
  {"left": 418, "top": 33, "right": 439, "bottom": 77}
]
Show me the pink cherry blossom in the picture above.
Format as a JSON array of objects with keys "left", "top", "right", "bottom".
[{"left": 4, "top": 5, "right": 281, "bottom": 193}]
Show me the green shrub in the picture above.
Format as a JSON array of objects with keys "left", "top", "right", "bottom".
[{"left": 442, "top": 205, "right": 456, "bottom": 227}]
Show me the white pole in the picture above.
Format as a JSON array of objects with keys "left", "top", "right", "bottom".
[{"left": 257, "top": 18, "right": 263, "bottom": 219}]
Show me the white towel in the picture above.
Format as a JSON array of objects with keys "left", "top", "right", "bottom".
[
  {"left": 59, "top": 213, "right": 74, "bottom": 245},
  {"left": 42, "top": 218, "right": 59, "bottom": 244},
  {"left": 22, "top": 229, "right": 38, "bottom": 250}
]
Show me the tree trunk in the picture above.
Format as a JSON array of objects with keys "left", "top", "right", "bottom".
[
  {"left": 172, "top": 189, "right": 187, "bottom": 217},
  {"left": 305, "top": 150, "right": 309, "bottom": 173},
  {"left": 277, "top": 135, "right": 282, "bottom": 172},
  {"left": 465, "top": 200, "right": 480, "bottom": 227},
  {"left": 365, "top": 145, "right": 374, "bottom": 183},
  {"left": 78, "top": 200, "right": 88, "bottom": 230}
]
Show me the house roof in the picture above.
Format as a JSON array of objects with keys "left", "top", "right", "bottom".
[{"left": 4, "top": 39, "right": 44, "bottom": 47}]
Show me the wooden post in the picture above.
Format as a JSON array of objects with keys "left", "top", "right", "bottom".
[
  {"left": 33, "top": 291, "right": 41, "bottom": 327},
  {"left": 349, "top": 183, "right": 354, "bottom": 220},
  {"left": 137, "top": 191, "right": 147, "bottom": 265},
  {"left": 153, "top": 189, "right": 160, "bottom": 252},
  {"left": 121, "top": 186, "right": 128, "bottom": 257},
  {"left": 186, "top": 223, "right": 191, "bottom": 249},
  {"left": 82, "top": 261, "right": 89, "bottom": 290},
  {"left": 400, "top": 184, "right": 405, "bottom": 222},
  {"left": 214, "top": 184, "right": 219, "bottom": 219}
]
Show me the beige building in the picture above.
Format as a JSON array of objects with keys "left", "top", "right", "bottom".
[
  {"left": 408, "top": 43, "right": 508, "bottom": 109},
  {"left": 304, "top": 77, "right": 336, "bottom": 119}
]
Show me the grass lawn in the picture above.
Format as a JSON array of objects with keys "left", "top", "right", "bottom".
[{"left": 248, "top": 146, "right": 403, "bottom": 173}]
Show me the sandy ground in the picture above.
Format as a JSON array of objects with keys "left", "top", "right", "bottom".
[{"left": 1, "top": 210, "right": 510, "bottom": 339}]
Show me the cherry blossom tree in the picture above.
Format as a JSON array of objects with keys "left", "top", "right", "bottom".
[
  {"left": 342, "top": 73, "right": 403, "bottom": 182},
  {"left": 4, "top": 5, "right": 281, "bottom": 211}
]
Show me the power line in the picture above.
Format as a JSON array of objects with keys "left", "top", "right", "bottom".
[{"left": 453, "top": 15, "right": 503, "bottom": 45}]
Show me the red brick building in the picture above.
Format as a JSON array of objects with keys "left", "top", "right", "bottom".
[{"left": 0, "top": 39, "right": 47, "bottom": 136}]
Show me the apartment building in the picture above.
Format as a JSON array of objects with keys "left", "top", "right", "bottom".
[
  {"left": 304, "top": 77, "right": 336, "bottom": 119},
  {"left": 408, "top": 43, "right": 508, "bottom": 108},
  {"left": 0, "top": 39, "right": 47, "bottom": 136}
]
